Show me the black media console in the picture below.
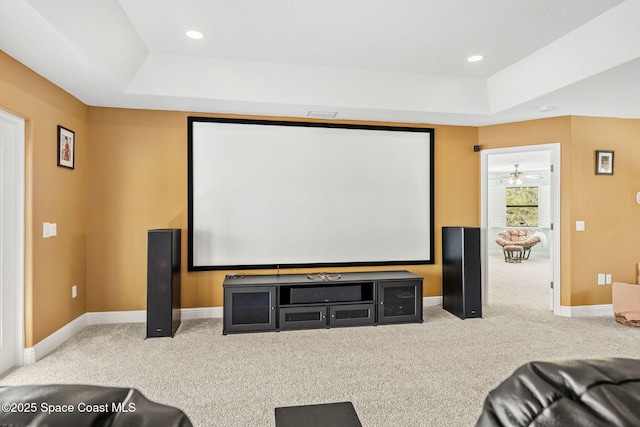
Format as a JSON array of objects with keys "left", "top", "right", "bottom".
[{"left": 223, "top": 270, "right": 423, "bottom": 334}]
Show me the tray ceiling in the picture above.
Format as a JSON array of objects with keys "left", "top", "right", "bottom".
[{"left": 1, "top": 0, "right": 639, "bottom": 126}]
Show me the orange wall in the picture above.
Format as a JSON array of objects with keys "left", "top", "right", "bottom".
[
  {"left": 568, "top": 116, "right": 640, "bottom": 304},
  {"left": 479, "top": 116, "right": 640, "bottom": 305},
  {"left": 87, "top": 108, "right": 479, "bottom": 311},
  {"left": 479, "top": 117, "right": 573, "bottom": 305},
  {"left": 4, "top": 49, "right": 640, "bottom": 346},
  {"left": 0, "top": 51, "right": 88, "bottom": 346}
]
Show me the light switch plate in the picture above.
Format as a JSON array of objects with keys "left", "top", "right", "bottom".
[
  {"left": 50, "top": 223, "right": 57, "bottom": 236},
  {"left": 576, "top": 221, "right": 585, "bottom": 231},
  {"left": 43, "top": 222, "right": 50, "bottom": 238}
]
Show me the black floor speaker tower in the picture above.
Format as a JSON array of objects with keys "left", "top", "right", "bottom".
[
  {"left": 147, "top": 229, "right": 181, "bottom": 338},
  {"left": 442, "top": 227, "right": 482, "bottom": 319}
]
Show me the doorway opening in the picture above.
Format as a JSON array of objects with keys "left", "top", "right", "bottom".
[{"left": 481, "top": 144, "right": 561, "bottom": 315}]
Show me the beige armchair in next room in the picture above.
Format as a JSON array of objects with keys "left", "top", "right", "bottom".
[{"left": 494, "top": 228, "right": 543, "bottom": 260}]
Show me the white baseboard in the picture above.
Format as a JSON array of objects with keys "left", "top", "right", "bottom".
[
  {"left": 25, "top": 314, "right": 89, "bottom": 365},
  {"left": 87, "top": 310, "right": 146, "bottom": 325},
  {"left": 83, "top": 307, "right": 225, "bottom": 324},
  {"left": 559, "top": 304, "right": 613, "bottom": 317},
  {"left": 181, "top": 306, "right": 223, "bottom": 319},
  {"left": 29, "top": 300, "right": 607, "bottom": 366},
  {"left": 421, "top": 298, "right": 613, "bottom": 318},
  {"left": 23, "top": 308, "right": 224, "bottom": 365},
  {"left": 424, "top": 296, "right": 443, "bottom": 307},
  {"left": 25, "top": 299, "right": 443, "bottom": 365}
]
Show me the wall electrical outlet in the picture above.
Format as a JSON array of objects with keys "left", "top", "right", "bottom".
[
  {"left": 605, "top": 274, "right": 612, "bottom": 285},
  {"left": 72, "top": 285, "right": 77, "bottom": 298}
]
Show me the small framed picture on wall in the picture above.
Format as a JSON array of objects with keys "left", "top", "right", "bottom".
[
  {"left": 595, "top": 150, "right": 614, "bottom": 175},
  {"left": 57, "top": 125, "right": 75, "bottom": 169}
]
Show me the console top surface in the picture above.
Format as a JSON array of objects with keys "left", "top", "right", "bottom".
[{"left": 223, "top": 270, "right": 421, "bottom": 287}]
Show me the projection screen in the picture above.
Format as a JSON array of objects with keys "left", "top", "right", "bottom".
[{"left": 188, "top": 117, "right": 434, "bottom": 271}]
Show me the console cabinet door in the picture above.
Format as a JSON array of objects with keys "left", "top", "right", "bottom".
[
  {"left": 279, "top": 306, "right": 327, "bottom": 330},
  {"left": 377, "top": 280, "right": 423, "bottom": 324},
  {"left": 224, "top": 286, "right": 277, "bottom": 334},
  {"left": 329, "top": 303, "right": 375, "bottom": 327}
]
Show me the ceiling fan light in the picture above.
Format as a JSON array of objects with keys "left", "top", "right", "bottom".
[{"left": 186, "top": 30, "right": 204, "bottom": 39}]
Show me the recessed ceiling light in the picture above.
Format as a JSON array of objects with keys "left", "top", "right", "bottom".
[
  {"left": 186, "top": 30, "right": 204, "bottom": 39},
  {"left": 467, "top": 55, "right": 484, "bottom": 63},
  {"left": 539, "top": 106, "right": 554, "bottom": 112}
]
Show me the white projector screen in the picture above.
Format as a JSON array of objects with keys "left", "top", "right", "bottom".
[{"left": 188, "top": 117, "right": 434, "bottom": 270}]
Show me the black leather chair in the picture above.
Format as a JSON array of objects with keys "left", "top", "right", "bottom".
[
  {"left": 0, "top": 384, "right": 193, "bottom": 427},
  {"left": 477, "top": 358, "right": 640, "bottom": 427}
]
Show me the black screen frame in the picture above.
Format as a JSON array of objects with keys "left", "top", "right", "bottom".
[{"left": 187, "top": 116, "right": 435, "bottom": 271}]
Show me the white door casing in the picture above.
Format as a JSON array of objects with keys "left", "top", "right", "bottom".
[{"left": 480, "top": 143, "right": 561, "bottom": 314}]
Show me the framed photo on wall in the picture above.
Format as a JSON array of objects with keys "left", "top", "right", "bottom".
[
  {"left": 595, "top": 150, "right": 614, "bottom": 175},
  {"left": 57, "top": 125, "right": 75, "bottom": 169}
]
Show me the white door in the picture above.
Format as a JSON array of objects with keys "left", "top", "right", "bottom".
[{"left": 0, "top": 110, "right": 25, "bottom": 373}]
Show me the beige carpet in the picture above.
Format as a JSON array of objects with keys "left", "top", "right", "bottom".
[
  {"left": 2, "top": 256, "right": 639, "bottom": 427},
  {"left": 488, "top": 252, "right": 551, "bottom": 310}
]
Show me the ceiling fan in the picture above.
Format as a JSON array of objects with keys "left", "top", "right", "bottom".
[{"left": 495, "top": 164, "right": 543, "bottom": 185}]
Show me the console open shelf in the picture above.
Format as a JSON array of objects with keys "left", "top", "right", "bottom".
[{"left": 223, "top": 270, "right": 423, "bottom": 334}]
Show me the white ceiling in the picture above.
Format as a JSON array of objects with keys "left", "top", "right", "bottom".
[
  {"left": 2, "top": 0, "right": 640, "bottom": 126},
  {"left": 488, "top": 151, "right": 551, "bottom": 174}
]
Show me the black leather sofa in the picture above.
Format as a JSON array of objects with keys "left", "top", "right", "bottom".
[
  {"left": 0, "top": 384, "right": 193, "bottom": 426},
  {"left": 476, "top": 358, "right": 640, "bottom": 427}
]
